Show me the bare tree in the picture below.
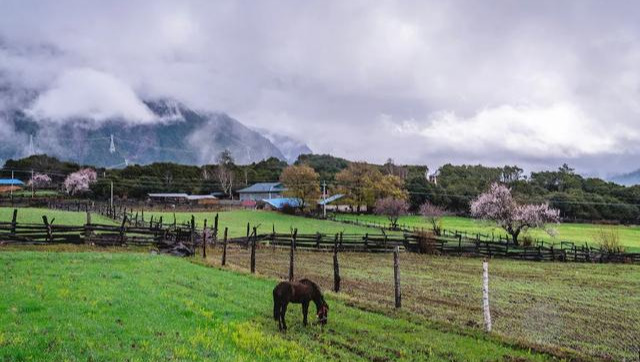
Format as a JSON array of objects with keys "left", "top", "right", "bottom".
[
  {"left": 419, "top": 202, "right": 446, "bottom": 236},
  {"left": 374, "top": 197, "right": 409, "bottom": 230},
  {"left": 216, "top": 150, "right": 235, "bottom": 199},
  {"left": 471, "top": 183, "right": 560, "bottom": 245}
]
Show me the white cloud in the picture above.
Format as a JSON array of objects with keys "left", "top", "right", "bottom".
[
  {"left": 388, "top": 102, "right": 636, "bottom": 159},
  {"left": 28, "top": 68, "right": 154, "bottom": 123}
]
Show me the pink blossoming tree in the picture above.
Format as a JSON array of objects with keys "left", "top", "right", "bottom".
[
  {"left": 27, "top": 173, "right": 52, "bottom": 188},
  {"left": 419, "top": 202, "right": 446, "bottom": 236},
  {"left": 63, "top": 168, "right": 97, "bottom": 195},
  {"left": 374, "top": 197, "right": 409, "bottom": 229},
  {"left": 470, "top": 183, "right": 560, "bottom": 245}
]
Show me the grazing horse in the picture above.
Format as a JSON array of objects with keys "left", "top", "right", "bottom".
[{"left": 273, "top": 278, "right": 329, "bottom": 331}]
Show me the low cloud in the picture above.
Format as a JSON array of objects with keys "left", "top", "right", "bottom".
[
  {"left": 28, "top": 68, "right": 154, "bottom": 123},
  {"left": 388, "top": 103, "right": 633, "bottom": 161}
]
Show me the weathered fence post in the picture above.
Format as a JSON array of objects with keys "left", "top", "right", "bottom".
[
  {"left": 482, "top": 259, "right": 492, "bottom": 332},
  {"left": 221, "top": 227, "right": 228, "bottom": 266},
  {"left": 250, "top": 227, "right": 257, "bottom": 274},
  {"left": 119, "top": 215, "right": 127, "bottom": 245},
  {"left": 42, "top": 215, "right": 53, "bottom": 243},
  {"left": 10, "top": 209, "right": 17, "bottom": 234},
  {"left": 190, "top": 215, "right": 195, "bottom": 249},
  {"left": 202, "top": 219, "right": 208, "bottom": 259},
  {"left": 393, "top": 246, "right": 401, "bottom": 308},
  {"left": 289, "top": 229, "right": 297, "bottom": 281},
  {"left": 333, "top": 233, "right": 341, "bottom": 292},
  {"left": 84, "top": 211, "right": 92, "bottom": 244},
  {"left": 212, "top": 213, "right": 219, "bottom": 246}
]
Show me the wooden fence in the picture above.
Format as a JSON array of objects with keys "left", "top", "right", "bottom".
[{"left": 1, "top": 208, "right": 638, "bottom": 263}]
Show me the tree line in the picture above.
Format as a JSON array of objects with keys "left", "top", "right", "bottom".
[{"left": 3, "top": 154, "right": 640, "bottom": 223}]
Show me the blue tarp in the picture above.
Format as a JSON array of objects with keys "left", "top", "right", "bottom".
[
  {"left": 262, "top": 197, "right": 302, "bottom": 209},
  {"left": 0, "top": 179, "right": 24, "bottom": 186}
]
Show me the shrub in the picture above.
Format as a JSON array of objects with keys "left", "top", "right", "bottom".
[
  {"left": 594, "top": 227, "right": 624, "bottom": 253},
  {"left": 415, "top": 230, "right": 438, "bottom": 254}
]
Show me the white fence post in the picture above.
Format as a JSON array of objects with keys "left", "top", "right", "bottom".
[{"left": 482, "top": 259, "right": 492, "bottom": 332}]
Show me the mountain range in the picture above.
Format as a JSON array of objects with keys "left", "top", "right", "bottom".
[{"left": 0, "top": 99, "right": 311, "bottom": 167}]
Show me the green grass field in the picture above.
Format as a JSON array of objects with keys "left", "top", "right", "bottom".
[
  {"left": 210, "top": 247, "right": 640, "bottom": 360},
  {"left": 137, "top": 209, "right": 387, "bottom": 238},
  {"left": 0, "top": 251, "right": 552, "bottom": 361},
  {"left": 0, "top": 207, "right": 116, "bottom": 226},
  {"left": 333, "top": 214, "right": 640, "bottom": 251}
]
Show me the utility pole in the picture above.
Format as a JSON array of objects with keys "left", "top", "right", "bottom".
[
  {"left": 110, "top": 181, "right": 114, "bottom": 210},
  {"left": 31, "top": 169, "right": 34, "bottom": 198},
  {"left": 10, "top": 170, "right": 14, "bottom": 199},
  {"left": 322, "top": 180, "right": 327, "bottom": 218}
]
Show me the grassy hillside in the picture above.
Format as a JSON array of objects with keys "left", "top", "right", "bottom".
[
  {"left": 333, "top": 214, "right": 640, "bottom": 251},
  {"left": 0, "top": 251, "right": 550, "bottom": 361}
]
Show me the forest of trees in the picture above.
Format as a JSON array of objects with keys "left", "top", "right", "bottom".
[{"left": 3, "top": 153, "right": 640, "bottom": 223}]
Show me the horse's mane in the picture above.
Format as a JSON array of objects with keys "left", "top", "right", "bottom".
[{"left": 298, "top": 278, "right": 322, "bottom": 295}]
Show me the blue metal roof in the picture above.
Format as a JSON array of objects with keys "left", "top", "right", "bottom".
[
  {"left": 318, "top": 194, "right": 344, "bottom": 205},
  {"left": 262, "top": 197, "right": 301, "bottom": 209},
  {"left": 237, "top": 182, "right": 285, "bottom": 193},
  {"left": 0, "top": 179, "right": 24, "bottom": 186}
]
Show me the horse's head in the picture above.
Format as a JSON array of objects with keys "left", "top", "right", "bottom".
[{"left": 317, "top": 302, "right": 329, "bottom": 325}]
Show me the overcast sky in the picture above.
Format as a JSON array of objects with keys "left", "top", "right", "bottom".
[{"left": 1, "top": 1, "right": 640, "bottom": 175}]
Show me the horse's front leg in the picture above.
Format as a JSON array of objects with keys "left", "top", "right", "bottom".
[{"left": 302, "top": 301, "right": 309, "bottom": 326}]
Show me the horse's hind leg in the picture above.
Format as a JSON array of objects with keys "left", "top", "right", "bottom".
[
  {"left": 302, "top": 301, "right": 309, "bottom": 326},
  {"left": 281, "top": 302, "right": 288, "bottom": 331}
]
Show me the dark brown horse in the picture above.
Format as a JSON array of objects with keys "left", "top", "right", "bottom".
[{"left": 273, "top": 278, "right": 329, "bottom": 331}]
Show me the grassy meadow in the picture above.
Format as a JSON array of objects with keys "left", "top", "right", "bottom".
[
  {"left": 134, "top": 209, "right": 386, "bottom": 238},
  {"left": 0, "top": 251, "right": 553, "bottom": 361},
  {"left": 333, "top": 214, "right": 640, "bottom": 251},
  {"left": 211, "top": 246, "right": 640, "bottom": 361},
  {"left": 0, "top": 207, "right": 116, "bottom": 226}
]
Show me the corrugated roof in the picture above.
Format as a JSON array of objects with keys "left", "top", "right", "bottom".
[
  {"left": 185, "top": 195, "right": 217, "bottom": 200},
  {"left": 148, "top": 193, "right": 189, "bottom": 198},
  {"left": 262, "top": 197, "right": 301, "bottom": 209},
  {"left": 318, "top": 194, "right": 344, "bottom": 205},
  {"left": 0, "top": 179, "right": 24, "bottom": 186},
  {"left": 237, "top": 182, "right": 285, "bottom": 193}
]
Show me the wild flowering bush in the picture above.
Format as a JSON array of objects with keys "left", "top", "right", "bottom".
[
  {"left": 419, "top": 202, "right": 446, "bottom": 235},
  {"left": 471, "top": 183, "right": 560, "bottom": 245},
  {"left": 374, "top": 197, "right": 409, "bottom": 229},
  {"left": 63, "top": 168, "right": 97, "bottom": 195}
]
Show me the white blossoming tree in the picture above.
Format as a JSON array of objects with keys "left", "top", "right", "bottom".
[{"left": 470, "top": 183, "right": 560, "bottom": 245}]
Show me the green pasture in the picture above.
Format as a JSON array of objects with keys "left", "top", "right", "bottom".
[
  {"left": 0, "top": 207, "right": 116, "bottom": 226},
  {"left": 136, "top": 209, "right": 387, "bottom": 238},
  {"left": 0, "top": 251, "right": 551, "bottom": 361},
  {"left": 333, "top": 214, "right": 640, "bottom": 251}
]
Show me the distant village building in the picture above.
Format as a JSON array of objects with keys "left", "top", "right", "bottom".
[
  {"left": 428, "top": 170, "right": 439, "bottom": 185},
  {"left": 237, "top": 182, "right": 286, "bottom": 202},
  {"left": 0, "top": 179, "right": 24, "bottom": 193},
  {"left": 147, "top": 193, "right": 217, "bottom": 205}
]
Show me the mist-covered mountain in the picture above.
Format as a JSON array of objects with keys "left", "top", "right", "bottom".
[
  {"left": 0, "top": 99, "right": 312, "bottom": 167},
  {"left": 609, "top": 169, "right": 640, "bottom": 186},
  {"left": 255, "top": 128, "right": 313, "bottom": 163}
]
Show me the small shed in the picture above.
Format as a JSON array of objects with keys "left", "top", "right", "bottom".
[{"left": 0, "top": 179, "right": 24, "bottom": 193}]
